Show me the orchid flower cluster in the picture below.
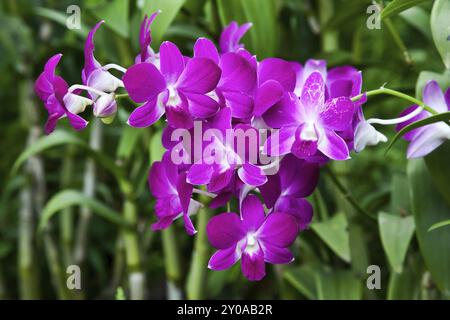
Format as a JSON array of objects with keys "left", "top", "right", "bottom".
[{"left": 35, "top": 13, "right": 450, "bottom": 281}]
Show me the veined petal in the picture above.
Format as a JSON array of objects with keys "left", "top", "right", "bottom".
[
  {"left": 320, "top": 96, "right": 355, "bottom": 131},
  {"left": 206, "top": 212, "right": 245, "bottom": 249},
  {"left": 159, "top": 41, "right": 185, "bottom": 84},
  {"left": 318, "top": 130, "right": 350, "bottom": 160},
  {"left": 185, "top": 92, "right": 219, "bottom": 118},
  {"left": 208, "top": 245, "right": 240, "bottom": 270},
  {"left": 263, "top": 126, "right": 297, "bottom": 156},
  {"left": 187, "top": 163, "right": 213, "bottom": 185},
  {"left": 300, "top": 71, "right": 325, "bottom": 111},
  {"left": 263, "top": 92, "right": 302, "bottom": 128},
  {"left": 123, "top": 63, "right": 166, "bottom": 103}
]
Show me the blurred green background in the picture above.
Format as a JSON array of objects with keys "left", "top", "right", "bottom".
[{"left": 1, "top": 0, "right": 450, "bottom": 300}]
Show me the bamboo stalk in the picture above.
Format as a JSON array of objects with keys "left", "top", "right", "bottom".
[
  {"left": 73, "top": 119, "right": 102, "bottom": 266},
  {"left": 186, "top": 207, "right": 211, "bottom": 300},
  {"left": 162, "top": 227, "right": 183, "bottom": 299},
  {"left": 60, "top": 147, "right": 75, "bottom": 267}
]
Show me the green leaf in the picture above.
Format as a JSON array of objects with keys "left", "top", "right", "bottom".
[
  {"left": 116, "top": 126, "right": 143, "bottom": 160},
  {"left": 35, "top": 7, "right": 89, "bottom": 38},
  {"left": 408, "top": 158, "right": 450, "bottom": 297},
  {"left": 378, "top": 212, "right": 415, "bottom": 273},
  {"left": 425, "top": 142, "right": 450, "bottom": 207},
  {"left": 428, "top": 219, "right": 450, "bottom": 232},
  {"left": 90, "top": 0, "right": 130, "bottom": 38},
  {"left": 311, "top": 213, "right": 350, "bottom": 263},
  {"left": 399, "top": 7, "right": 431, "bottom": 40},
  {"left": 387, "top": 269, "right": 420, "bottom": 299},
  {"left": 39, "top": 189, "right": 131, "bottom": 232},
  {"left": 149, "top": 130, "right": 165, "bottom": 163},
  {"left": 415, "top": 70, "right": 450, "bottom": 99},
  {"left": 431, "top": 0, "right": 450, "bottom": 69},
  {"left": 315, "top": 270, "right": 362, "bottom": 300},
  {"left": 142, "top": 0, "right": 186, "bottom": 46},
  {"left": 390, "top": 173, "right": 411, "bottom": 216},
  {"left": 217, "top": 0, "right": 278, "bottom": 58},
  {"left": 284, "top": 265, "right": 318, "bottom": 299},
  {"left": 385, "top": 112, "right": 450, "bottom": 155},
  {"left": 381, "top": 0, "right": 430, "bottom": 20}
]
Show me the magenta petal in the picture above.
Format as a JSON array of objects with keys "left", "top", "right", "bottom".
[
  {"left": 185, "top": 93, "right": 219, "bottom": 118},
  {"left": 258, "top": 58, "right": 296, "bottom": 92},
  {"left": 209, "top": 245, "right": 240, "bottom": 270},
  {"left": 177, "top": 58, "right": 221, "bottom": 94},
  {"left": 254, "top": 80, "right": 284, "bottom": 116},
  {"left": 423, "top": 80, "right": 447, "bottom": 113},
  {"left": 219, "top": 21, "right": 252, "bottom": 53},
  {"left": 206, "top": 212, "right": 245, "bottom": 249},
  {"left": 259, "top": 175, "right": 281, "bottom": 209},
  {"left": 241, "top": 248, "right": 266, "bottom": 281},
  {"left": 123, "top": 63, "right": 166, "bottom": 103},
  {"left": 66, "top": 111, "right": 88, "bottom": 131},
  {"left": 262, "top": 243, "right": 294, "bottom": 264},
  {"left": 445, "top": 88, "right": 450, "bottom": 109},
  {"left": 291, "top": 129, "right": 318, "bottom": 159},
  {"left": 222, "top": 91, "right": 253, "bottom": 119},
  {"left": 278, "top": 155, "right": 319, "bottom": 197},
  {"left": 263, "top": 126, "right": 297, "bottom": 156},
  {"left": 300, "top": 71, "right": 325, "bottom": 110},
  {"left": 127, "top": 98, "right": 164, "bottom": 128},
  {"left": 263, "top": 92, "right": 301, "bottom": 128},
  {"left": 176, "top": 172, "right": 192, "bottom": 215},
  {"left": 274, "top": 196, "right": 313, "bottom": 231},
  {"left": 187, "top": 163, "right": 213, "bottom": 185},
  {"left": 149, "top": 161, "right": 176, "bottom": 198},
  {"left": 219, "top": 52, "right": 256, "bottom": 93},
  {"left": 166, "top": 105, "right": 194, "bottom": 129},
  {"left": 258, "top": 213, "right": 299, "bottom": 247},
  {"left": 318, "top": 130, "right": 350, "bottom": 160},
  {"left": 237, "top": 164, "right": 267, "bottom": 187},
  {"left": 303, "top": 59, "right": 327, "bottom": 82},
  {"left": 183, "top": 213, "right": 197, "bottom": 236},
  {"left": 159, "top": 41, "right": 185, "bottom": 84},
  {"left": 194, "top": 38, "right": 220, "bottom": 64},
  {"left": 241, "top": 195, "right": 265, "bottom": 232},
  {"left": 35, "top": 53, "right": 63, "bottom": 101},
  {"left": 320, "top": 97, "right": 355, "bottom": 131},
  {"left": 406, "top": 125, "right": 448, "bottom": 158},
  {"left": 82, "top": 21, "right": 103, "bottom": 81},
  {"left": 151, "top": 215, "right": 175, "bottom": 231},
  {"left": 208, "top": 168, "right": 234, "bottom": 193}
]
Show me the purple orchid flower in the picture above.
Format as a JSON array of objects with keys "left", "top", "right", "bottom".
[
  {"left": 260, "top": 155, "right": 319, "bottom": 230},
  {"left": 263, "top": 71, "right": 355, "bottom": 161},
  {"left": 187, "top": 107, "right": 268, "bottom": 193},
  {"left": 135, "top": 11, "right": 160, "bottom": 65},
  {"left": 123, "top": 41, "right": 222, "bottom": 128},
  {"left": 35, "top": 54, "right": 88, "bottom": 134},
  {"left": 219, "top": 21, "right": 252, "bottom": 54},
  {"left": 207, "top": 195, "right": 299, "bottom": 281},
  {"left": 396, "top": 80, "right": 450, "bottom": 158},
  {"left": 148, "top": 157, "right": 197, "bottom": 235},
  {"left": 193, "top": 37, "right": 257, "bottom": 119}
]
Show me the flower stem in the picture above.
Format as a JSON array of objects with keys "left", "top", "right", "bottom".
[
  {"left": 351, "top": 87, "right": 438, "bottom": 115},
  {"left": 115, "top": 93, "right": 129, "bottom": 100}
]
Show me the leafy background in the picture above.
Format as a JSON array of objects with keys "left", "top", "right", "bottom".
[{"left": 0, "top": 0, "right": 449, "bottom": 299}]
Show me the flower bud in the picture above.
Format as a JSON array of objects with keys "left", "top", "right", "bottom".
[
  {"left": 93, "top": 94, "right": 117, "bottom": 118},
  {"left": 354, "top": 121, "right": 387, "bottom": 153},
  {"left": 63, "top": 93, "right": 93, "bottom": 114}
]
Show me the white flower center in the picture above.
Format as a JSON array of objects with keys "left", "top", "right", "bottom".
[
  {"left": 167, "top": 85, "right": 181, "bottom": 106},
  {"left": 301, "top": 123, "right": 318, "bottom": 141}
]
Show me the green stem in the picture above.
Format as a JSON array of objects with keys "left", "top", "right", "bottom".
[
  {"left": 162, "top": 227, "right": 183, "bottom": 299},
  {"left": 351, "top": 87, "right": 439, "bottom": 115},
  {"left": 115, "top": 93, "right": 129, "bottom": 100},
  {"left": 186, "top": 207, "right": 211, "bottom": 300},
  {"left": 324, "top": 166, "right": 376, "bottom": 221},
  {"left": 60, "top": 147, "right": 75, "bottom": 268},
  {"left": 122, "top": 198, "right": 145, "bottom": 300}
]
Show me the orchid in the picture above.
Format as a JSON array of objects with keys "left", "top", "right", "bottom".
[
  {"left": 396, "top": 81, "right": 450, "bottom": 158},
  {"left": 207, "top": 195, "right": 299, "bottom": 281},
  {"left": 33, "top": 11, "right": 450, "bottom": 285}
]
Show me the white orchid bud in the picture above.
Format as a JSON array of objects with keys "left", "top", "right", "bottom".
[
  {"left": 354, "top": 121, "right": 388, "bottom": 153},
  {"left": 87, "top": 69, "right": 123, "bottom": 93},
  {"left": 63, "top": 93, "right": 93, "bottom": 114},
  {"left": 93, "top": 94, "right": 117, "bottom": 118}
]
